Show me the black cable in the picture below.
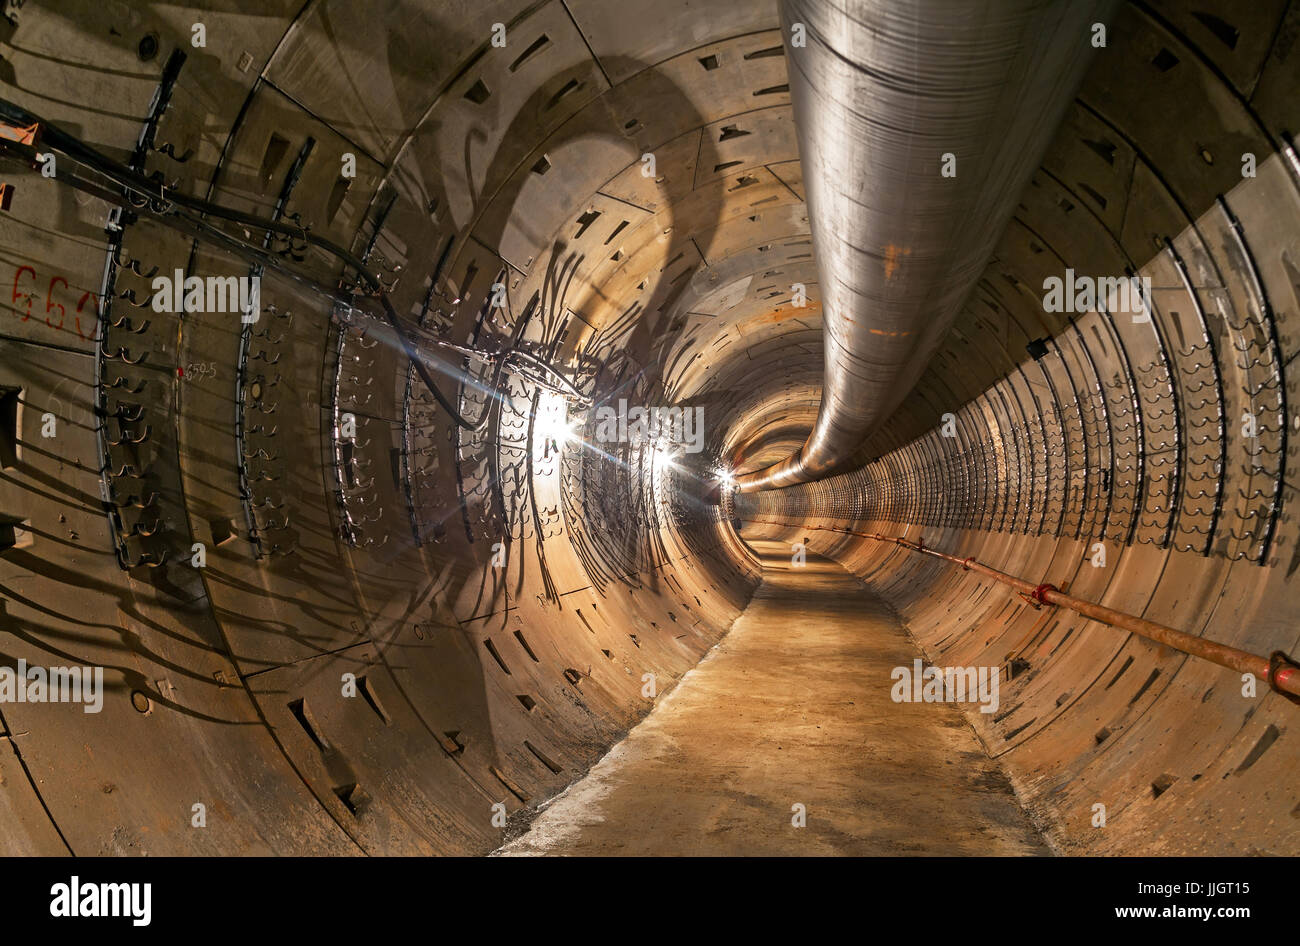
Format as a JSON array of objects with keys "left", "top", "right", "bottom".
[{"left": 1, "top": 96, "right": 494, "bottom": 429}]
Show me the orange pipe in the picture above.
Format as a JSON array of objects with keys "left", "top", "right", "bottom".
[{"left": 749, "top": 518, "right": 1300, "bottom": 702}]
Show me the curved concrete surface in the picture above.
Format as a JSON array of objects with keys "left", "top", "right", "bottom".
[
  {"left": 0, "top": 0, "right": 1295, "bottom": 856},
  {"left": 498, "top": 539, "right": 1049, "bottom": 855}
]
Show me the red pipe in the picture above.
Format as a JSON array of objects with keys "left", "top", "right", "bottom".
[{"left": 751, "top": 519, "right": 1300, "bottom": 702}]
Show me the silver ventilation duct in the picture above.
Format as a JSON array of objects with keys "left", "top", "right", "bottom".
[{"left": 734, "top": 0, "right": 1118, "bottom": 492}]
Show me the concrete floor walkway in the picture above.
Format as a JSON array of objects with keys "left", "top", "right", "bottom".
[{"left": 496, "top": 539, "right": 1050, "bottom": 856}]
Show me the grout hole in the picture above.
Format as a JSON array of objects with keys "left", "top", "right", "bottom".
[
  {"left": 326, "top": 175, "right": 352, "bottom": 224},
  {"left": 484, "top": 638, "right": 511, "bottom": 675},
  {"left": 1105, "top": 655, "right": 1134, "bottom": 689},
  {"left": 575, "top": 209, "right": 601, "bottom": 239},
  {"left": 333, "top": 783, "right": 369, "bottom": 815},
  {"left": 604, "top": 220, "right": 629, "bottom": 245},
  {"left": 1234, "top": 724, "right": 1279, "bottom": 774},
  {"left": 357, "top": 674, "right": 391, "bottom": 724},
  {"left": 287, "top": 698, "right": 330, "bottom": 752},
  {"left": 509, "top": 34, "right": 551, "bottom": 72},
  {"left": 545, "top": 78, "right": 581, "bottom": 111},
  {"left": 513, "top": 629, "right": 540, "bottom": 662},
  {"left": 524, "top": 740, "right": 563, "bottom": 773},
  {"left": 1151, "top": 48, "right": 1179, "bottom": 72},
  {"left": 1082, "top": 137, "right": 1116, "bottom": 165},
  {"left": 1191, "top": 11, "right": 1238, "bottom": 50},
  {"left": 258, "top": 133, "right": 290, "bottom": 192},
  {"left": 0, "top": 387, "right": 18, "bottom": 469},
  {"left": 1077, "top": 182, "right": 1107, "bottom": 210},
  {"left": 1128, "top": 669, "right": 1160, "bottom": 705}
]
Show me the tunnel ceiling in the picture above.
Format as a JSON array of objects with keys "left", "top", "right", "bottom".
[{"left": 0, "top": 0, "right": 1297, "bottom": 858}]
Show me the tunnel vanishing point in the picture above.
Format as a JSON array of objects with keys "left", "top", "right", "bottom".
[{"left": 0, "top": 0, "right": 1297, "bottom": 858}]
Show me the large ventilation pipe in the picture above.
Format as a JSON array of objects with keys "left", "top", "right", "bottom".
[{"left": 734, "top": 0, "right": 1118, "bottom": 492}]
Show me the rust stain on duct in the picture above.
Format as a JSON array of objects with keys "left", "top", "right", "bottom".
[
  {"left": 883, "top": 243, "right": 910, "bottom": 280},
  {"left": 744, "top": 301, "right": 822, "bottom": 327}
]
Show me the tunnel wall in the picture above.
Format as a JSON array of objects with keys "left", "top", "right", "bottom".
[
  {"left": 0, "top": 0, "right": 774, "bottom": 854},
  {"left": 1, "top": 0, "right": 1298, "bottom": 857},
  {"left": 739, "top": 505, "right": 1299, "bottom": 854},
  {"left": 737, "top": 28, "right": 1300, "bottom": 849},
  {"left": 737, "top": 0, "right": 1300, "bottom": 856}
]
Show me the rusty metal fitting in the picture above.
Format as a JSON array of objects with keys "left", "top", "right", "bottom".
[
  {"left": 1031, "top": 583, "right": 1058, "bottom": 605},
  {"left": 1269, "top": 651, "right": 1300, "bottom": 705}
]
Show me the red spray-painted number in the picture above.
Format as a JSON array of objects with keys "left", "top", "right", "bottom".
[{"left": 9, "top": 263, "right": 95, "bottom": 340}]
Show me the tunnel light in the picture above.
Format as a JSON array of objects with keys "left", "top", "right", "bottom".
[
  {"left": 651, "top": 440, "right": 680, "bottom": 476},
  {"left": 535, "top": 391, "right": 576, "bottom": 454}
]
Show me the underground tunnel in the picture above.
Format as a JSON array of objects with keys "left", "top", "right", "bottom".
[{"left": 0, "top": 0, "right": 1297, "bottom": 877}]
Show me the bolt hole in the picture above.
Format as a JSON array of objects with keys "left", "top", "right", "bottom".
[{"left": 138, "top": 33, "right": 159, "bottom": 62}]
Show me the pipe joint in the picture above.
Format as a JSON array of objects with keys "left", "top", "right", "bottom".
[
  {"left": 1269, "top": 651, "right": 1300, "bottom": 705},
  {"left": 1031, "top": 583, "right": 1058, "bottom": 605}
]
